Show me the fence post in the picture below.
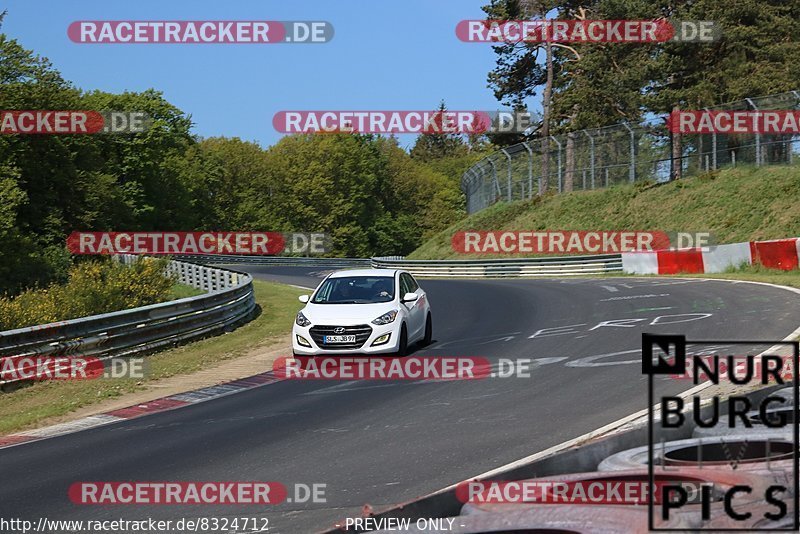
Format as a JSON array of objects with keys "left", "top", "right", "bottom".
[
  {"left": 746, "top": 98, "right": 761, "bottom": 166},
  {"left": 550, "top": 135, "right": 563, "bottom": 192},
  {"left": 465, "top": 168, "right": 479, "bottom": 214},
  {"left": 622, "top": 122, "right": 636, "bottom": 182},
  {"left": 501, "top": 148, "right": 513, "bottom": 201},
  {"left": 487, "top": 158, "right": 501, "bottom": 201},
  {"left": 461, "top": 170, "right": 471, "bottom": 212},
  {"left": 523, "top": 141, "right": 534, "bottom": 199},
  {"left": 704, "top": 107, "right": 717, "bottom": 169},
  {"left": 583, "top": 130, "right": 595, "bottom": 188}
]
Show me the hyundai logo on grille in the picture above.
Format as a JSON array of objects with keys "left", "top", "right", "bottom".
[{"left": 333, "top": 327, "right": 345, "bottom": 334}]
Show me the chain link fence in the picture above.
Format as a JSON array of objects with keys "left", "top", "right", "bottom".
[{"left": 463, "top": 90, "right": 800, "bottom": 214}]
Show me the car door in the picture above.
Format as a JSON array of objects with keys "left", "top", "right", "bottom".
[{"left": 400, "top": 272, "right": 424, "bottom": 340}]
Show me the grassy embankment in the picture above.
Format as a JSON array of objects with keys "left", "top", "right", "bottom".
[{"left": 410, "top": 165, "right": 800, "bottom": 260}]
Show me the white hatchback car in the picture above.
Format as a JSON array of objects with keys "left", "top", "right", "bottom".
[{"left": 293, "top": 269, "right": 432, "bottom": 356}]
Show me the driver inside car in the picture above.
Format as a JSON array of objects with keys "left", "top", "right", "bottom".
[{"left": 372, "top": 279, "right": 392, "bottom": 300}]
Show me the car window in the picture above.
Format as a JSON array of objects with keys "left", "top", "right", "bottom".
[
  {"left": 400, "top": 273, "right": 414, "bottom": 295},
  {"left": 405, "top": 273, "right": 419, "bottom": 292},
  {"left": 311, "top": 276, "right": 395, "bottom": 304}
]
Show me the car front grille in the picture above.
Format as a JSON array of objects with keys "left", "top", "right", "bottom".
[{"left": 309, "top": 324, "right": 373, "bottom": 350}]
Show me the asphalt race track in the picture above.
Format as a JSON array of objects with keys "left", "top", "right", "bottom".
[{"left": 2, "top": 267, "right": 800, "bottom": 533}]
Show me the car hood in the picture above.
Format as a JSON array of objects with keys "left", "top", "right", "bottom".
[{"left": 302, "top": 302, "right": 397, "bottom": 325}]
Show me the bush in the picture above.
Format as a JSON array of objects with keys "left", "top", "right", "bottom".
[{"left": 0, "top": 257, "right": 177, "bottom": 330}]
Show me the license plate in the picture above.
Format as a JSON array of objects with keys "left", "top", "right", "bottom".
[{"left": 324, "top": 335, "right": 356, "bottom": 344}]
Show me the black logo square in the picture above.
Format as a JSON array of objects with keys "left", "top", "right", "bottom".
[{"left": 642, "top": 333, "right": 686, "bottom": 375}]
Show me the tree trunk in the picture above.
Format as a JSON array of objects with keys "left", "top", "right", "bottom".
[
  {"left": 540, "top": 40, "right": 553, "bottom": 194},
  {"left": 564, "top": 105, "right": 578, "bottom": 192},
  {"left": 671, "top": 104, "right": 682, "bottom": 181}
]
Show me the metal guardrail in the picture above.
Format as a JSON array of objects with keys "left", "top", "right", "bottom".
[
  {"left": 175, "top": 255, "right": 371, "bottom": 268},
  {"left": 0, "top": 252, "right": 621, "bottom": 388},
  {"left": 179, "top": 253, "right": 622, "bottom": 277},
  {"left": 371, "top": 254, "right": 623, "bottom": 277},
  {"left": 0, "top": 255, "right": 256, "bottom": 387}
]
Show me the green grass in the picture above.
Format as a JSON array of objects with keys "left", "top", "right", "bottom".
[
  {"left": 168, "top": 282, "right": 205, "bottom": 299},
  {"left": 678, "top": 263, "right": 800, "bottom": 290},
  {"left": 0, "top": 279, "right": 304, "bottom": 434},
  {"left": 410, "top": 165, "right": 800, "bottom": 259}
]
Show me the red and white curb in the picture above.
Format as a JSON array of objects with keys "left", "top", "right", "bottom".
[
  {"left": 0, "top": 371, "right": 283, "bottom": 449},
  {"left": 622, "top": 237, "right": 800, "bottom": 274}
]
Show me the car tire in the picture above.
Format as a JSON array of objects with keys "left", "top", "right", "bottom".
[
  {"left": 396, "top": 324, "right": 408, "bottom": 356},
  {"left": 422, "top": 313, "right": 432, "bottom": 346}
]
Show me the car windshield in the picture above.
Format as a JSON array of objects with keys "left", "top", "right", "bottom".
[{"left": 312, "top": 276, "right": 394, "bottom": 304}]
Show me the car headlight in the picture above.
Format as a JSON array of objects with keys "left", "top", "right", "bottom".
[
  {"left": 295, "top": 311, "right": 311, "bottom": 327},
  {"left": 371, "top": 310, "right": 398, "bottom": 325}
]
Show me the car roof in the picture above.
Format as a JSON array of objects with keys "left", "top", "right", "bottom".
[{"left": 327, "top": 268, "right": 398, "bottom": 278}]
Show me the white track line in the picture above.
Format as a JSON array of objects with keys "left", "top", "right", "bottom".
[{"left": 429, "top": 276, "right": 800, "bottom": 492}]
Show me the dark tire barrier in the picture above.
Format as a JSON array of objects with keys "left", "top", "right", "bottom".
[
  {"left": 458, "top": 468, "right": 776, "bottom": 517},
  {"left": 598, "top": 435, "right": 795, "bottom": 481},
  {"left": 703, "top": 501, "right": 798, "bottom": 530},
  {"left": 457, "top": 468, "right": 785, "bottom": 530},
  {"left": 771, "top": 387, "right": 795, "bottom": 406},
  {"left": 692, "top": 406, "right": 796, "bottom": 438}
]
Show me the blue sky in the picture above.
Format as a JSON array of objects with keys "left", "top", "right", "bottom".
[{"left": 2, "top": 0, "right": 501, "bottom": 149}]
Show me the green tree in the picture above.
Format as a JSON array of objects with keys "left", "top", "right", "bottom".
[
  {"left": 263, "top": 134, "right": 386, "bottom": 257},
  {"left": 410, "top": 102, "right": 470, "bottom": 162}
]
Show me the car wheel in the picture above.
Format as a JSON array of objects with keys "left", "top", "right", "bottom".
[
  {"left": 422, "top": 313, "right": 432, "bottom": 346},
  {"left": 396, "top": 324, "right": 408, "bottom": 356}
]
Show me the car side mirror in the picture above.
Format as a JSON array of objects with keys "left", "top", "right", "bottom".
[
  {"left": 401, "top": 292, "right": 418, "bottom": 303},
  {"left": 298, "top": 295, "right": 310, "bottom": 303}
]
